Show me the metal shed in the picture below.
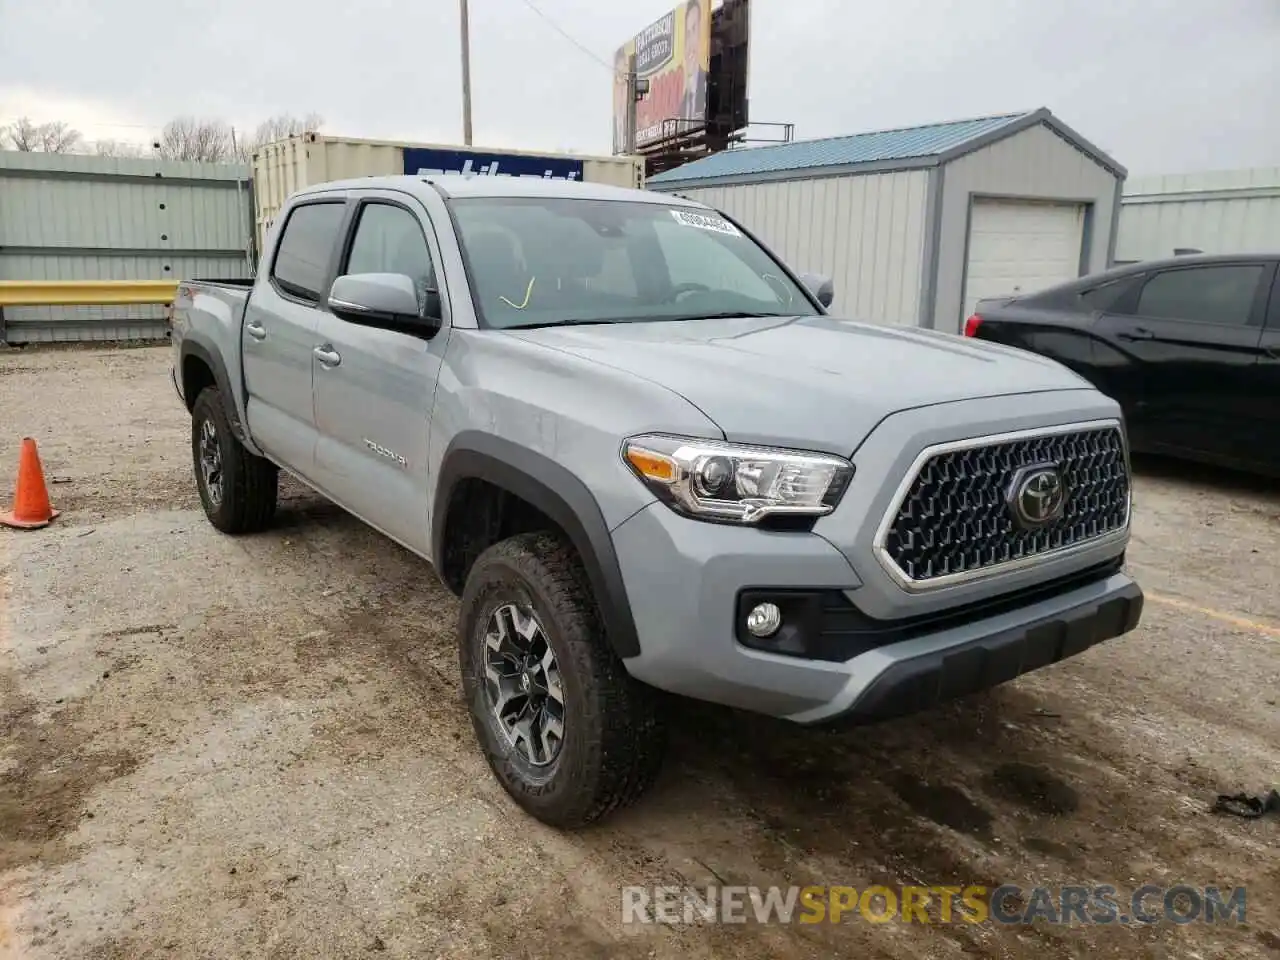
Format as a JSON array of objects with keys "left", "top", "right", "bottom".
[{"left": 646, "top": 107, "right": 1127, "bottom": 333}]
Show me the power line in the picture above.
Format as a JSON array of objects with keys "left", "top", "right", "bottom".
[
  {"left": 514, "top": 0, "right": 621, "bottom": 76},
  {"left": 1, "top": 117, "right": 160, "bottom": 134}
]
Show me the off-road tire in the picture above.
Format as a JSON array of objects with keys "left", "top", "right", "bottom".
[
  {"left": 191, "top": 386, "right": 278, "bottom": 534},
  {"left": 459, "top": 532, "right": 666, "bottom": 827}
]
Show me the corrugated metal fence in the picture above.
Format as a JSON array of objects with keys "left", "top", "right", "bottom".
[
  {"left": 0, "top": 151, "right": 253, "bottom": 344},
  {"left": 1116, "top": 167, "right": 1280, "bottom": 264}
]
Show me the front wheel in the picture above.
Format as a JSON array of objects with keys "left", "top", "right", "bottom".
[
  {"left": 191, "top": 386, "right": 278, "bottom": 534},
  {"left": 459, "top": 532, "right": 666, "bottom": 827}
]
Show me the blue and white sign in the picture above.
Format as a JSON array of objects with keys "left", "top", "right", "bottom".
[{"left": 403, "top": 147, "right": 584, "bottom": 182}]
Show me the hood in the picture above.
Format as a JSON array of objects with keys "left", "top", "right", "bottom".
[{"left": 513, "top": 315, "right": 1092, "bottom": 455}]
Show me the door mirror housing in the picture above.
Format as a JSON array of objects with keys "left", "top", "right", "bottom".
[
  {"left": 798, "top": 272, "right": 835, "bottom": 309},
  {"left": 327, "top": 272, "right": 442, "bottom": 337}
]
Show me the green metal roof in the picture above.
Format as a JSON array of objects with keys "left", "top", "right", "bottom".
[{"left": 647, "top": 108, "right": 1124, "bottom": 187}]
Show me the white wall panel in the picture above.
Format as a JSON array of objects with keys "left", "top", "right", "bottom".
[{"left": 1117, "top": 168, "right": 1280, "bottom": 262}]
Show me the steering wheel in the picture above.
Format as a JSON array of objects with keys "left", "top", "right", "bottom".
[
  {"left": 663, "top": 282, "right": 712, "bottom": 303},
  {"left": 762, "top": 273, "right": 795, "bottom": 305}
]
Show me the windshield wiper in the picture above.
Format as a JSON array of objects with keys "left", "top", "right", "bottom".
[
  {"left": 501, "top": 311, "right": 795, "bottom": 331},
  {"left": 665, "top": 311, "right": 795, "bottom": 321},
  {"left": 500, "top": 318, "right": 620, "bottom": 331}
]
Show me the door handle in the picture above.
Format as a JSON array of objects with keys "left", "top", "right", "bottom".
[
  {"left": 313, "top": 345, "right": 342, "bottom": 368},
  {"left": 1117, "top": 327, "right": 1155, "bottom": 341},
  {"left": 245, "top": 320, "right": 267, "bottom": 340}
]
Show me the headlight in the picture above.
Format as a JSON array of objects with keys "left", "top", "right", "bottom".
[{"left": 622, "top": 434, "right": 854, "bottom": 524}]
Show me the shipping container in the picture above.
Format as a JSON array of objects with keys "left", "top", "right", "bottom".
[{"left": 252, "top": 133, "right": 646, "bottom": 253}]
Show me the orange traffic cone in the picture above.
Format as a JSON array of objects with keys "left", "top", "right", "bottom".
[{"left": 0, "top": 437, "right": 60, "bottom": 530}]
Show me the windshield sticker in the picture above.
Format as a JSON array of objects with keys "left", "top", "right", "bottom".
[{"left": 671, "top": 210, "right": 741, "bottom": 236}]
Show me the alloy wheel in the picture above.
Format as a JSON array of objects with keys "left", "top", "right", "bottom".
[
  {"left": 482, "top": 602, "right": 565, "bottom": 766},
  {"left": 198, "top": 418, "right": 223, "bottom": 507}
]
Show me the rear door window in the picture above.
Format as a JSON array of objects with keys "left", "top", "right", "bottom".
[
  {"left": 1267, "top": 263, "right": 1280, "bottom": 330},
  {"left": 1079, "top": 275, "right": 1143, "bottom": 312},
  {"left": 271, "top": 201, "right": 347, "bottom": 302},
  {"left": 1134, "top": 265, "right": 1265, "bottom": 326}
]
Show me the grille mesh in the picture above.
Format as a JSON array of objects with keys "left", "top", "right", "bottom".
[{"left": 882, "top": 426, "right": 1129, "bottom": 583}]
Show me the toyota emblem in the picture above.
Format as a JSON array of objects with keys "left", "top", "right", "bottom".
[{"left": 1007, "top": 464, "right": 1066, "bottom": 530}]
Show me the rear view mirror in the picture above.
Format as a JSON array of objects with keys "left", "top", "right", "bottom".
[
  {"left": 799, "top": 272, "right": 835, "bottom": 309},
  {"left": 328, "top": 272, "right": 441, "bottom": 337}
]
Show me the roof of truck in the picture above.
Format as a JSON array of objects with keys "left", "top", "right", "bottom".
[{"left": 295, "top": 174, "right": 702, "bottom": 205}]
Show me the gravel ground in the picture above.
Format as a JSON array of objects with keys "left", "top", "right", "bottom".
[{"left": 1, "top": 344, "right": 1277, "bottom": 959}]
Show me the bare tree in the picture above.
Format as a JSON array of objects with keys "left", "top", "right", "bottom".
[
  {"left": 157, "top": 116, "right": 234, "bottom": 162},
  {"left": 2, "top": 116, "right": 85, "bottom": 152},
  {"left": 5, "top": 117, "right": 39, "bottom": 150},
  {"left": 93, "top": 139, "right": 147, "bottom": 158},
  {"left": 37, "top": 120, "right": 83, "bottom": 153},
  {"left": 5, "top": 117, "right": 41, "bottom": 151},
  {"left": 147, "top": 111, "right": 324, "bottom": 163},
  {"left": 236, "top": 112, "right": 323, "bottom": 160}
]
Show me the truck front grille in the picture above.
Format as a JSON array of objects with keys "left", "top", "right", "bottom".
[{"left": 878, "top": 422, "right": 1130, "bottom": 587}]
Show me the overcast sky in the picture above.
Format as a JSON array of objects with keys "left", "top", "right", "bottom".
[{"left": 1, "top": 0, "right": 1276, "bottom": 176}]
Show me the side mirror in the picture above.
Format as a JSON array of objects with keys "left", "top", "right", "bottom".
[
  {"left": 799, "top": 272, "right": 835, "bottom": 309},
  {"left": 327, "top": 272, "right": 441, "bottom": 337}
]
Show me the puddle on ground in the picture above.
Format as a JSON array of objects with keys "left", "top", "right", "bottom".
[
  {"left": 984, "top": 761, "right": 1080, "bottom": 815},
  {"left": 891, "top": 774, "right": 994, "bottom": 838}
]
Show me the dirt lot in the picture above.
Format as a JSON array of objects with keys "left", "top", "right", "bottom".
[{"left": 1, "top": 345, "right": 1277, "bottom": 959}]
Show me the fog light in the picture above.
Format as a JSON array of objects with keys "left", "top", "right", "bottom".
[{"left": 745, "top": 602, "right": 782, "bottom": 638}]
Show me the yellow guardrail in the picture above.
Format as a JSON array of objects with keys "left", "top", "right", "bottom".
[{"left": 0, "top": 280, "right": 179, "bottom": 307}]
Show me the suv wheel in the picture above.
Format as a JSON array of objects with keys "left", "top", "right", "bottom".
[
  {"left": 191, "top": 386, "right": 278, "bottom": 534},
  {"left": 459, "top": 532, "right": 666, "bottom": 827}
]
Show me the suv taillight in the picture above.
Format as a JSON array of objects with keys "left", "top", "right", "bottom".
[{"left": 963, "top": 314, "right": 983, "bottom": 338}]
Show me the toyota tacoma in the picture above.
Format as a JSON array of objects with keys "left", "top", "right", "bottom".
[{"left": 171, "top": 174, "right": 1143, "bottom": 827}]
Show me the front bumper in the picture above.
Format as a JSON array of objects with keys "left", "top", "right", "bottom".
[
  {"left": 611, "top": 502, "right": 1142, "bottom": 725},
  {"left": 811, "top": 573, "right": 1142, "bottom": 726}
]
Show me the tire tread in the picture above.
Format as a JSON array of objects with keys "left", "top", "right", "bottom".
[
  {"left": 192, "top": 386, "right": 278, "bottom": 535},
  {"left": 461, "top": 532, "right": 665, "bottom": 827}
]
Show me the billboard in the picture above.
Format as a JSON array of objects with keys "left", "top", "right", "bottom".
[
  {"left": 403, "top": 147, "right": 584, "bottom": 181},
  {"left": 613, "top": 0, "right": 712, "bottom": 153}
]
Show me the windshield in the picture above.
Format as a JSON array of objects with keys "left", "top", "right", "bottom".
[{"left": 449, "top": 197, "right": 818, "bottom": 329}]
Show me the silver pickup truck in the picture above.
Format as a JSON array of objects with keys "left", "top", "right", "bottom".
[{"left": 171, "top": 174, "right": 1143, "bottom": 827}]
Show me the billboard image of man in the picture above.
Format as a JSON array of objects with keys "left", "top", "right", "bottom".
[
  {"left": 678, "top": 0, "right": 707, "bottom": 123},
  {"left": 613, "top": 46, "right": 630, "bottom": 154}
]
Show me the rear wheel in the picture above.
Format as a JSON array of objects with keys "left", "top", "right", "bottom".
[
  {"left": 191, "top": 386, "right": 278, "bottom": 534},
  {"left": 459, "top": 532, "right": 666, "bottom": 827}
]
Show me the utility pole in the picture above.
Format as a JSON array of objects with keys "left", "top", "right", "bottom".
[
  {"left": 624, "top": 53, "right": 639, "bottom": 155},
  {"left": 460, "top": 0, "right": 473, "bottom": 145}
]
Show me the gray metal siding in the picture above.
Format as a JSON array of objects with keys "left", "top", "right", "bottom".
[
  {"left": 931, "top": 122, "right": 1120, "bottom": 333},
  {"left": 668, "top": 169, "right": 930, "bottom": 324},
  {"left": 0, "top": 151, "right": 252, "bottom": 343},
  {"left": 1116, "top": 167, "right": 1280, "bottom": 262}
]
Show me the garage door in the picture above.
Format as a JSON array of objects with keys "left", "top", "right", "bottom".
[{"left": 962, "top": 198, "right": 1085, "bottom": 318}]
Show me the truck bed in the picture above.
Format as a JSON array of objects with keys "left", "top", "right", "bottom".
[
  {"left": 188, "top": 278, "right": 254, "bottom": 288},
  {"left": 176, "top": 279, "right": 253, "bottom": 313},
  {"left": 170, "top": 279, "right": 255, "bottom": 409}
]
